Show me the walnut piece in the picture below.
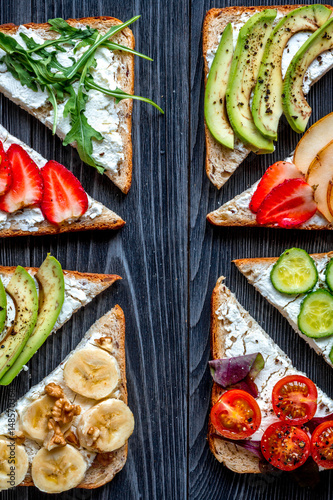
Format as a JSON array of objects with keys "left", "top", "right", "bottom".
[
  {"left": 86, "top": 426, "right": 100, "bottom": 448},
  {"left": 52, "top": 398, "right": 81, "bottom": 425},
  {"left": 64, "top": 429, "right": 80, "bottom": 448},
  {"left": 5, "top": 431, "right": 25, "bottom": 445},
  {"left": 94, "top": 336, "right": 114, "bottom": 353},
  {"left": 44, "top": 418, "right": 66, "bottom": 451},
  {"left": 45, "top": 383, "right": 64, "bottom": 399}
]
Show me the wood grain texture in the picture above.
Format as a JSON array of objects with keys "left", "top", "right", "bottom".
[
  {"left": 0, "top": 0, "right": 188, "bottom": 499},
  {"left": 190, "top": 1, "right": 333, "bottom": 499}
]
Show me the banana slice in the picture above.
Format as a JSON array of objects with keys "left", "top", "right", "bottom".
[
  {"left": 0, "top": 437, "right": 28, "bottom": 490},
  {"left": 31, "top": 445, "right": 87, "bottom": 493},
  {"left": 77, "top": 399, "right": 134, "bottom": 452},
  {"left": 20, "top": 395, "right": 70, "bottom": 441},
  {"left": 63, "top": 347, "right": 120, "bottom": 399}
]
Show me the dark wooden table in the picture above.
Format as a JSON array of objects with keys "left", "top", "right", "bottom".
[{"left": 1, "top": 0, "right": 333, "bottom": 499}]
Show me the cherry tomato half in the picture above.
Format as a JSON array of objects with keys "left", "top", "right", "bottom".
[
  {"left": 311, "top": 421, "right": 333, "bottom": 469},
  {"left": 210, "top": 389, "right": 261, "bottom": 440},
  {"left": 261, "top": 422, "right": 310, "bottom": 471},
  {"left": 272, "top": 375, "right": 317, "bottom": 425}
]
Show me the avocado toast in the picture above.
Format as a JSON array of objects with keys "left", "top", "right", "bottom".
[{"left": 203, "top": 5, "right": 333, "bottom": 189}]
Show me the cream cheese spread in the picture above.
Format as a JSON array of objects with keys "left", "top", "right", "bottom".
[
  {"left": 0, "top": 125, "right": 104, "bottom": 232},
  {"left": 215, "top": 291, "right": 333, "bottom": 441},
  {"left": 0, "top": 25, "right": 124, "bottom": 174},
  {"left": 0, "top": 314, "right": 122, "bottom": 474}
]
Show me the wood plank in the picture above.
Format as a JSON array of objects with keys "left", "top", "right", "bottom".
[
  {"left": 0, "top": 0, "right": 189, "bottom": 498},
  {"left": 189, "top": 0, "right": 333, "bottom": 498}
]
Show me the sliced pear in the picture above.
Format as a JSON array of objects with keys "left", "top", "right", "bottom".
[
  {"left": 293, "top": 112, "right": 333, "bottom": 175},
  {"left": 283, "top": 17, "right": 333, "bottom": 133},
  {"left": 306, "top": 140, "right": 333, "bottom": 222},
  {"left": 204, "top": 23, "right": 234, "bottom": 149}
]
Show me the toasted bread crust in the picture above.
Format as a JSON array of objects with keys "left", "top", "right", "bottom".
[
  {"left": 0, "top": 16, "right": 134, "bottom": 194},
  {"left": 203, "top": 5, "right": 333, "bottom": 189},
  {"left": 208, "top": 277, "right": 261, "bottom": 473}
]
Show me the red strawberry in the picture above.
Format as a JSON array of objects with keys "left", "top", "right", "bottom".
[
  {"left": 250, "top": 161, "right": 303, "bottom": 213},
  {"left": 0, "top": 144, "right": 43, "bottom": 213},
  {"left": 0, "top": 141, "right": 11, "bottom": 196},
  {"left": 40, "top": 161, "right": 88, "bottom": 225},
  {"left": 256, "top": 178, "right": 317, "bottom": 228}
]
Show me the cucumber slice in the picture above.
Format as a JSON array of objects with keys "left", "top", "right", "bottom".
[
  {"left": 298, "top": 290, "right": 333, "bottom": 338},
  {"left": 329, "top": 345, "right": 333, "bottom": 365},
  {"left": 270, "top": 248, "right": 318, "bottom": 295},
  {"left": 325, "top": 259, "right": 333, "bottom": 293}
]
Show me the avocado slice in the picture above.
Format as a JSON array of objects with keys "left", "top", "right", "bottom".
[
  {"left": 252, "top": 5, "right": 331, "bottom": 140},
  {"left": 204, "top": 23, "right": 234, "bottom": 149},
  {"left": 0, "top": 267, "right": 38, "bottom": 379},
  {"left": 226, "top": 9, "right": 276, "bottom": 153},
  {"left": 0, "top": 280, "right": 6, "bottom": 336},
  {"left": 0, "top": 255, "right": 64, "bottom": 385},
  {"left": 283, "top": 17, "right": 333, "bottom": 133}
]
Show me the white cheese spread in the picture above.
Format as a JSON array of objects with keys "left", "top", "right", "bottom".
[
  {"left": 215, "top": 292, "right": 333, "bottom": 441},
  {"left": 0, "top": 25, "right": 124, "bottom": 174}
]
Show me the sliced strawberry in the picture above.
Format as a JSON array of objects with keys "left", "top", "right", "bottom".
[
  {"left": 40, "top": 161, "right": 88, "bottom": 225},
  {"left": 0, "top": 141, "right": 11, "bottom": 196},
  {"left": 256, "top": 178, "right": 317, "bottom": 228},
  {"left": 0, "top": 144, "right": 43, "bottom": 213},
  {"left": 250, "top": 161, "right": 303, "bottom": 213}
]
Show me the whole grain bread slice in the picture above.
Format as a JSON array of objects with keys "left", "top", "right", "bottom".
[
  {"left": 9, "top": 305, "right": 129, "bottom": 489},
  {"left": 203, "top": 5, "right": 333, "bottom": 189},
  {"left": 0, "top": 125, "right": 125, "bottom": 237},
  {"left": 234, "top": 251, "right": 333, "bottom": 367},
  {"left": 0, "top": 16, "right": 134, "bottom": 194},
  {"left": 209, "top": 277, "right": 333, "bottom": 473}
]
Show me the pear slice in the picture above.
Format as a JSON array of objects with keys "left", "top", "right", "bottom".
[
  {"left": 293, "top": 112, "right": 333, "bottom": 175},
  {"left": 306, "top": 140, "right": 333, "bottom": 222}
]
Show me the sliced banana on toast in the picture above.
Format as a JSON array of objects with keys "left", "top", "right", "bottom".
[{"left": 0, "top": 437, "right": 29, "bottom": 489}]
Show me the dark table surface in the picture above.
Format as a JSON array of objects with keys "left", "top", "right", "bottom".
[{"left": 1, "top": 0, "right": 333, "bottom": 499}]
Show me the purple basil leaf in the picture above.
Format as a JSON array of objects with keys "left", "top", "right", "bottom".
[
  {"left": 306, "top": 413, "right": 333, "bottom": 434},
  {"left": 230, "top": 375, "right": 259, "bottom": 398},
  {"left": 209, "top": 353, "right": 264, "bottom": 396}
]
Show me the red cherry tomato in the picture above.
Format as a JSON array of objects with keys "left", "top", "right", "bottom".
[
  {"left": 261, "top": 422, "right": 310, "bottom": 471},
  {"left": 210, "top": 389, "right": 261, "bottom": 440},
  {"left": 311, "top": 421, "right": 333, "bottom": 469},
  {"left": 272, "top": 375, "right": 317, "bottom": 425}
]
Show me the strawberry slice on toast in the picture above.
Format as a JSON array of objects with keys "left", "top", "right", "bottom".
[
  {"left": 0, "top": 141, "right": 11, "bottom": 196},
  {"left": 41, "top": 161, "right": 88, "bottom": 225},
  {"left": 0, "top": 144, "right": 43, "bottom": 213}
]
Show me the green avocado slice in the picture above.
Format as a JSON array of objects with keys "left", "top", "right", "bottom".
[
  {"left": 252, "top": 5, "right": 331, "bottom": 140},
  {"left": 0, "top": 280, "right": 6, "bottom": 336},
  {"left": 283, "top": 16, "right": 333, "bottom": 133},
  {"left": 204, "top": 23, "right": 234, "bottom": 149},
  {"left": 0, "top": 255, "right": 64, "bottom": 385},
  {"left": 0, "top": 267, "right": 38, "bottom": 379},
  {"left": 226, "top": 9, "right": 276, "bottom": 153}
]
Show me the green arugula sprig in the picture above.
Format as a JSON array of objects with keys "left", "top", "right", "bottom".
[{"left": 0, "top": 16, "right": 162, "bottom": 172}]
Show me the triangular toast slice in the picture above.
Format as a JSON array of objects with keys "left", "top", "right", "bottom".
[
  {"left": 0, "top": 264, "right": 120, "bottom": 373},
  {"left": 209, "top": 278, "right": 333, "bottom": 473},
  {"left": 0, "top": 306, "right": 131, "bottom": 490},
  {"left": 234, "top": 253, "right": 333, "bottom": 367},
  {"left": 0, "top": 125, "right": 124, "bottom": 237},
  {"left": 0, "top": 17, "right": 134, "bottom": 193},
  {"left": 207, "top": 173, "right": 331, "bottom": 230},
  {"left": 203, "top": 6, "right": 333, "bottom": 189}
]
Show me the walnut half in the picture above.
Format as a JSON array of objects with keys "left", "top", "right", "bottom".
[
  {"left": 45, "top": 383, "right": 64, "bottom": 399},
  {"left": 44, "top": 419, "right": 66, "bottom": 451},
  {"left": 85, "top": 426, "right": 100, "bottom": 448},
  {"left": 52, "top": 398, "right": 81, "bottom": 425}
]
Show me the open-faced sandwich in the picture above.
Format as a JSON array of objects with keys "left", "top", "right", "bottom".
[
  {"left": 0, "top": 16, "right": 163, "bottom": 193},
  {"left": 209, "top": 278, "right": 333, "bottom": 474},
  {"left": 0, "top": 125, "right": 124, "bottom": 237},
  {"left": 208, "top": 113, "right": 333, "bottom": 229},
  {"left": 203, "top": 5, "right": 333, "bottom": 189},
  {"left": 0, "top": 254, "right": 119, "bottom": 386},
  {"left": 234, "top": 248, "right": 333, "bottom": 368},
  {"left": 0, "top": 305, "right": 134, "bottom": 492}
]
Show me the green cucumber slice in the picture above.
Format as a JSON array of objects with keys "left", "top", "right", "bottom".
[
  {"left": 298, "top": 289, "right": 333, "bottom": 338},
  {"left": 325, "top": 259, "right": 333, "bottom": 293},
  {"left": 329, "top": 345, "right": 333, "bottom": 365},
  {"left": 270, "top": 248, "right": 318, "bottom": 295}
]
